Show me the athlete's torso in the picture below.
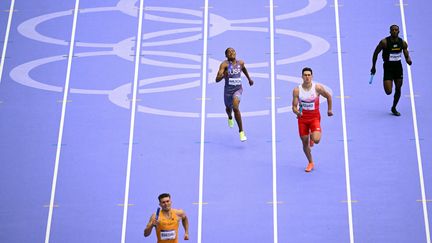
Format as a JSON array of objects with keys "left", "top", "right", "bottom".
[
  {"left": 224, "top": 60, "right": 242, "bottom": 92},
  {"left": 156, "top": 209, "right": 179, "bottom": 243},
  {"left": 382, "top": 36, "right": 403, "bottom": 63},
  {"left": 299, "top": 82, "right": 320, "bottom": 118}
]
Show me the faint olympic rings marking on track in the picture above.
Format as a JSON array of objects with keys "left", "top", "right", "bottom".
[
  {"left": 109, "top": 73, "right": 202, "bottom": 118},
  {"left": 9, "top": 51, "right": 201, "bottom": 95},
  {"left": 17, "top": 4, "right": 204, "bottom": 48},
  {"left": 10, "top": 51, "right": 114, "bottom": 94},
  {"left": 17, "top": 7, "right": 119, "bottom": 48},
  {"left": 11, "top": 0, "right": 332, "bottom": 117},
  {"left": 116, "top": 0, "right": 327, "bottom": 19}
]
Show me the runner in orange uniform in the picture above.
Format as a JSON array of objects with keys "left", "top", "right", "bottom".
[{"left": 144, "top": 193, "right": 189, "bottom": 242}]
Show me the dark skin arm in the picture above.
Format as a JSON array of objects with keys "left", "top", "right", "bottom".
[
  {"left": 402, "top": 40, "right": 412, "bottom": 65},
  {"left": 215, "top": 61, "right": 228, "bottom": 82},
  {"left": 240, "top": 60, "right": 254, "bottom": 86},
  {"left": 371, "top": 38, "right": 386, "bottom": 75}
]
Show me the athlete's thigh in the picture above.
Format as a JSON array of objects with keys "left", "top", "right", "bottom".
[
  {"left": 224, "top": 92, "right": 233, "bottom": 108},
  {"left": 383, "top": 80, "right": 393, "bottom": 94},
  {"left": 298, "top": 119, "right": 310, "bottom": 137},
  {"left": 309, "top": 119, "right": 322, "bottom": 138}
]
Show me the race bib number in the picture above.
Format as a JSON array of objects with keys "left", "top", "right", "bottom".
[
  {"left": 160, "top": 230, "right": 176, "bottom": 240},
  {"left": 389, "top": 53, "right": 402, "bottom": 61},
  {"left": 228, "top": 78, "right": 241, "bottom": 86},
  {"left": 301, "top": 102, "right": 315, "bottom": 110}
]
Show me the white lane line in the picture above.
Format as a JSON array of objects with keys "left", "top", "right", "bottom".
[
  {"left": 0, "top": 0, "right": 16, "bottom": 84},
  {"left": 120, "top": 0, "right": 144, "bottom": 242},
  {"left": 268, "top": 0, "right": 278, "bottom": 243},
  {"left": 398, "top": 1, "right": 430, "bottom": 242},
  {"left": 333, "top": 1, "right": 355, "bottom": 242},
  {"left": 197, "top": 0, "right": 209, "bottom": 242},
  {"left": 44, "top": 1, "right": 80, "bottom": 243}
]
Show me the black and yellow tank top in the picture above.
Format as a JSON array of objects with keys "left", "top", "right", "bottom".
[{"left": 382, "top": 36, "right": 403, "bottom": 63}]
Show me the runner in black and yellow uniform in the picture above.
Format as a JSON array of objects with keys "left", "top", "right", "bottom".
[{"left": 371, "top": 24, "right": 412, "bottom": 116}]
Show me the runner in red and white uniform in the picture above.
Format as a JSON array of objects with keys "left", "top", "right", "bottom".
[{"left": 292, "top": 67, "right": 333, "bottom": 172}]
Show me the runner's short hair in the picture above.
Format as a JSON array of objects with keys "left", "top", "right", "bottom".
[
  {"left": 390, "top": 24, "right": 399, "bottom": 30},
  {"left": 158, "top": 193, "right": 171, "bottom": 202},
  {"left": 225, "top": 47, "right": 234, "bottom": 56},
  {"left": 302, "top": 67, "right": 313, "bottom": 75}
]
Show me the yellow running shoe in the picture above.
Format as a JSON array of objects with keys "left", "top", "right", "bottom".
[
  {"left": 239, "top": 131, "right": 247, "bottom": 142},
  {"left": 228, "top": 118, "right": 234, "bottom": 128}
]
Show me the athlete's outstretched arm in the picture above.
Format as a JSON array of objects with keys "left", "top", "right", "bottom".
[
  {"left": 240, "top": 60, "right": 254, "bottom": 86},
  {"left": 316, "top": 84, "right": 333, "bottom": 116},
  {"left": 216, "top": 62, "right": 228, "bottom": 82},
  {"left": 403, "top": 41, "right": 412, "bottom": 65}
]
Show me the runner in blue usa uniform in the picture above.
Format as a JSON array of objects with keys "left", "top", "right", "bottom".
[
  {"left": 371, "top": 24, "right": 412, "bottom": 116},
  {"left": 216, "top": 47, "right": 254, "bottom": 141}
]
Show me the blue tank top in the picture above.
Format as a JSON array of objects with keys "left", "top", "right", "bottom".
[{"left": 224, "top": 61, "right": 242, "bottom": 92}]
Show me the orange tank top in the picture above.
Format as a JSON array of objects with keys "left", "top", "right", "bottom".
[{"left": 156, "top": 209, "right": 179, "bottom": 243}]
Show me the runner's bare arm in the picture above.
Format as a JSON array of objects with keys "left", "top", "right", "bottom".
[
  {"left": 144, "top": 214, "right": 156, "bottom": 237},
  {"left": 316, "top": 84, "right": 333, "bottom": 116},
  {"left": 240, "top": 60, "right": 254, "bottom": 86},
  {"left": 371, "top": 39, "right": 386, "bottom": 74},
  {"left": 292, "top": 87, "right": 301, "bottom": 117},
  {"left": 216, "top": 62, "right": 228, "bottom": 82},
  {"left": 403, "top": 40, "right": 412, "bottom": 65},
  {"left": 177, "top": 209, "right": 189, "bottom": 240}
]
